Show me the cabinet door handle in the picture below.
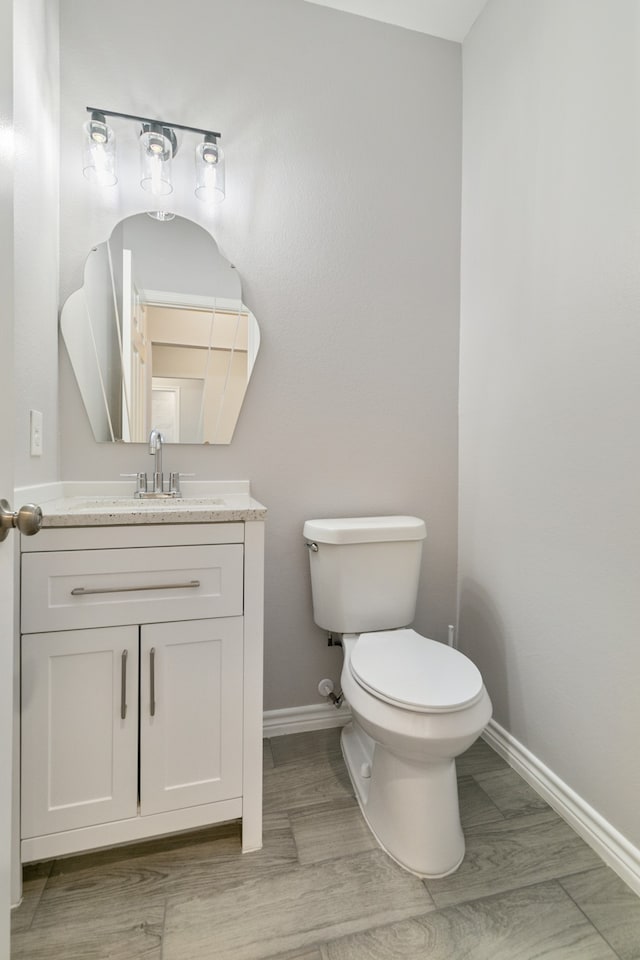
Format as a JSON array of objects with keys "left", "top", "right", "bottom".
[
  {"left": 150, "top": 647, "right": 156, "bottom": 717},
  {"left": 71, "top": 580, "right": 200, "bottom": 596},
  {"left": 121, "top": 649, "right": 128, "bottom": 720}
]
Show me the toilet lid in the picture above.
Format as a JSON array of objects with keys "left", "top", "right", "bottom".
[{"left": 349, "top": 629, "right": 484, "bottom": 714}]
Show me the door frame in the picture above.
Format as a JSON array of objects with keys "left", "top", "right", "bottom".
[{"left": 0, "top": 0, "right": 17, "bottom": 951}]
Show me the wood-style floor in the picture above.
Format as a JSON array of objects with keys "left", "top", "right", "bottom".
[{"left": 11, "top": 727, "right": 640, "bottom": 959}]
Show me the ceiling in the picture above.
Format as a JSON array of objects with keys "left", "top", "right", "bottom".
[{"left": 303, "top": 0, "right": 489, "bottom": 42}]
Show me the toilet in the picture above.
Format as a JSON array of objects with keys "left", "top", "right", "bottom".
[{"left": 303, "top": 515, "right": 492, "bottom": 878}]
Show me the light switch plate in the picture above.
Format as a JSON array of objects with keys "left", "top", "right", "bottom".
[{"left": 30, "top": 410, "right": 43, "bottom": 456}]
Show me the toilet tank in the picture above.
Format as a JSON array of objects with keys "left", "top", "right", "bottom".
[{"left": 303, "top": 516, "right": 427, "bottom": 634}]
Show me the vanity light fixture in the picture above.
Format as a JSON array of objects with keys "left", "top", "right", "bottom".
[{"left": 83, "top": 107, "right": 224, "bottom": 203}]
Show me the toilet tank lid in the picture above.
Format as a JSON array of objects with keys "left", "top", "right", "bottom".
[{"left": 303, "top": 516, "right": 426, "bottom": 545}]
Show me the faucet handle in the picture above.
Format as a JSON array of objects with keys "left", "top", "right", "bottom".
[
  {"left": 120, "top": 472, "right": 148, "bottom": 496},
  {"left": 168, "top": 472, "right": 195, "bottom": 497}
]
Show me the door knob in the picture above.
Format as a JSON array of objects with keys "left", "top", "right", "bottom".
[{"left": 0, "top": 499, "right": 43, "bottom": 542}]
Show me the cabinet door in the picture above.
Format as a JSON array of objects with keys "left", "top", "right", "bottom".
[
  {"left": 21, "top": 627, "right": 139, "bottom": 838},
  {"left": 140, "top": 617, "right": 243, "bottom": 816}
]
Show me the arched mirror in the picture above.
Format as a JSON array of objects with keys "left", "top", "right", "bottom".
[{"left": 61, "top": 214, "right": 260, "bottom": 444}]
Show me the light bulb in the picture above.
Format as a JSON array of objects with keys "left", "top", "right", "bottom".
[{"left": 88, "top": 115, "right": 108, "bottom": 144}]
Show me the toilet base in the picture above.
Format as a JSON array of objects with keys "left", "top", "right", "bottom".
[{"left": 341, "top": 721, "right": 465, "bottom": 878}]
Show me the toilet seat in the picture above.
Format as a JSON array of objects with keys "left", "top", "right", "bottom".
[{"left": 349, "top": 629, "right": 484, "bottom": 714}]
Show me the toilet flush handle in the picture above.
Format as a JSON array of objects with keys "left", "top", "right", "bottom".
[{"left": 306, "top": 541, "right": 319, "bottom": 552}]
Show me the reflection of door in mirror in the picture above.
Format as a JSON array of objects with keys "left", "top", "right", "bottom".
[
  {"left": 144, "top": 301, "right": 250, "bottom": 445},
  {"left": 60, "top": 214, "right": 260, "bottom": 444},
  {"left": 151, "top": 383, "right": 182, "bottom": 442}
]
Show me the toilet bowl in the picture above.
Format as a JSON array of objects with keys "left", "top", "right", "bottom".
[
  {"left": 339, "top": 630, "right": 492, "bottom": 877},
  {"left": 303, "top": 515, "right": 492, "bottom": 878}
]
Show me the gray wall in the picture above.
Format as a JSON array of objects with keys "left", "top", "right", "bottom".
[
  {"left": 58, "top": 0, "right": 462, "bottom": 710},
  {"left": 459, "top": 0, "right": 640, "bottom": 846}
]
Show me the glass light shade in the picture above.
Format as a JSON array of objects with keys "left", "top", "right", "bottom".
[
  {"left": 147, "top": 210, "right": 176, "bottom": 221},
  {"left": 82, "top": 120, "right": 117, "bottom": 186},
  {"left": 140, "top": 129, "right": 173, "bottom": 196},
  {"left": 195, "top": 142, "right": 225, "bottom": 203}
]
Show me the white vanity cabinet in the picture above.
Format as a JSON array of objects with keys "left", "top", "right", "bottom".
[{"left": 19, "top": 518, "right": 264, "bottom": 863}]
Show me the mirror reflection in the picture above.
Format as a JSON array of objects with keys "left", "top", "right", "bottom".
[{"left": 61, "top": 214, "right": 260, "bottom": 444}]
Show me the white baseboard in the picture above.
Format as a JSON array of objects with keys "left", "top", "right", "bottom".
[
  {"left": 483, "top": 719, "right": 640, "bottom": 897},
  {"left": 263, "top": 702, "right": 351, "bottom": 738}
]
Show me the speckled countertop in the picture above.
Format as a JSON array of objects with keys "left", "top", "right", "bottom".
[{"left": 24, "top": 482, "right": 267, "bottom": 527}]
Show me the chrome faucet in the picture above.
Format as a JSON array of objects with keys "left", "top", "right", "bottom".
[
  {"left": 149, "top": 428, "right": 164, "bottom": 493},
  {"left": 124, "top": 429, "right": 184, "bottom": 498}
]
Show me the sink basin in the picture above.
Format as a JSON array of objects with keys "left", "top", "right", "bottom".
[{"left": 68, "top": 497, "right": 226, "bottom": 514}]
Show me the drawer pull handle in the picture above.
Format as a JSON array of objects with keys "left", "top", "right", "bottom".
[
  {"left": 150, "top": 647, "right": 156, "bottom": 717},
  {"left": 70, "top": 580, "right": 201, "bottom": 596},
  {"left": 121, "top": 650, "right": 128, "bottom": 720}
]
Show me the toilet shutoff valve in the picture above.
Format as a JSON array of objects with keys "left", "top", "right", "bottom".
[
  {"left": 318, "top": 678, "right": 344, "bottom": 708},
  {"left": 318, "top": 679, "right": 334, "bottom": 697}
]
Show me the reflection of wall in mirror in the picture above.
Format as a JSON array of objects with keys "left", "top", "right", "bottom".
[
  {"left": 202, "top": 350, "right": 248, "bottom": 444},
  {"left": 81, "top": 244, "right": 122, "bottom": 439},
  {"left": 122, "top": 216, "right": 240, "bottom": 300}
]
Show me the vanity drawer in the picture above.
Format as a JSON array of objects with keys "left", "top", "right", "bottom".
[{"left": 22, "top": 544, "right": 243, "bottom": 633}]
